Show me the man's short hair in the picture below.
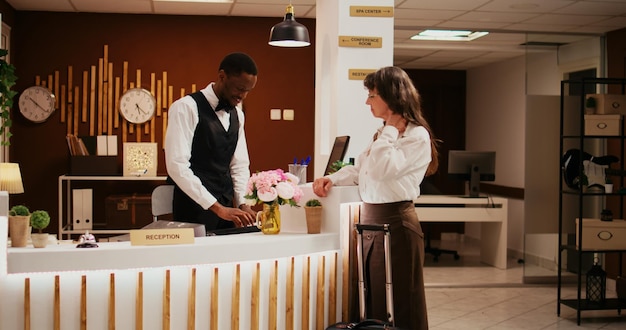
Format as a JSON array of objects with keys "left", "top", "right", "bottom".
[{"left": 219, "top": 52, "right": 258, "bottom": 76}]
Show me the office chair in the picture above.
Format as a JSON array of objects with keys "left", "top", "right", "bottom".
[
  {"left": 151, "top": 185, "right": 174, "bottom": 222},
  {"left": 420, "top": 181, "right": 460, "bottom": 262}
]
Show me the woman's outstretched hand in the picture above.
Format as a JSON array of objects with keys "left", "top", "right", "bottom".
[{"left": 312, "top": 177, "right": 333, "bottom": 197}]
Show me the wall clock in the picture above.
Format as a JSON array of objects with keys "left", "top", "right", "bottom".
[
  {"left": 119, "top": 88, "right": 156, "bottom": 124},
  {"left": 18, "top": 86, "right": 56, "bottom": 123}
]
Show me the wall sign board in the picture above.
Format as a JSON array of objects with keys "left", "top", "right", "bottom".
[
  {"left": 348, "top": 69, "right": 376, "bottom": 80},
  {"left": 338, "top": 36, "right": 382, "bottom": 48},
  {"left": 349, "top": 6, "right": 394, "bottom": 17}
]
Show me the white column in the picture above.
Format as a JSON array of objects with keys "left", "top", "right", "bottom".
[{"left": 314, "top": 0, "right": 394, "bottom": 177}]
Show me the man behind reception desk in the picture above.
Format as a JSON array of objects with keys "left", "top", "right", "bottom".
[
  {"left": 165, "top": 52, "right": 257, "bottom": 231},
  {"left": 313, "top": 67, "right": 438, "bottom": 329}
]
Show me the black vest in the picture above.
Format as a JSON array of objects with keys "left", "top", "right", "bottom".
[{"left": 171, "top": 91, "right": 240, "bottom": 225}]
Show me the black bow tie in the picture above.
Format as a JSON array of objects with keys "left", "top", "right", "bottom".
[{"left": 215, "top": 101, "right": 234, "bottom": 113}]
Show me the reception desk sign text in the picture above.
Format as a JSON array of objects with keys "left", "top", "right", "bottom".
[{"left": 130, "top": 228, "right": 195, "bottom": 246}]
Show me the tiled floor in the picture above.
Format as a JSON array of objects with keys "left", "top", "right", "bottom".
[{"left": 422, "top": 238, "right": 626, "bottom": 329}]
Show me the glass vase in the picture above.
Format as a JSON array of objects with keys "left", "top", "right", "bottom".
[{"left": 258, "top": 202, "right": 281, "bottom": 235}]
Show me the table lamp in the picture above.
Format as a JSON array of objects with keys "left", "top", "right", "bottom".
[{"left": 0, "top": 162, "right": 24, "bottom": 216}]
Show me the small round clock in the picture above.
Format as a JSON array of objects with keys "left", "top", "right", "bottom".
[
  {"left": 120, "top": 88, "right": 156, "bottom": 124},
  {"left": 18, "top": 86, "right": 56, "bottom": 123}
]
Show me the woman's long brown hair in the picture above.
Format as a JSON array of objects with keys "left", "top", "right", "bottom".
[{"left": 363, "top": 66, "right": 439, "bottom": 176}]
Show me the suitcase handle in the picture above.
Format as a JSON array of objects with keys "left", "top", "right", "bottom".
[
  {"left": 355, "top": 223, "right": 390, "bottom": 233},
  {"left": 354, "top": 222, "right": 394, "bottom": 326}
]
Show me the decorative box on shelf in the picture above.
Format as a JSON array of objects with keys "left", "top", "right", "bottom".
[
  {"left": 70, "top": 155, "right": 118, "bottom": 176},
  {"left": 575, "top": 218, "right": 626, "bottom": 250},
  {"left": 586, "top": 94, "right": 626, "bottom": 115},
  {"left": 584, "top": 114, "right": 621, "bottom": 136}
]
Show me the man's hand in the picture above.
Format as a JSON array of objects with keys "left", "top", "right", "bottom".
[{"left": 209, "top": 203, "right": 256, "bottom": 227}]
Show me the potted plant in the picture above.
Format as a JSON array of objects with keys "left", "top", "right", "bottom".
[
  {"left": 8, "top": 205, "right": 30, "bottom": 247},
  {"left": 0, "top": 48, "right": 18, "bottom": 146},
  {"left": 30, "top": 210, "right": 51, "bottom": 248},
  {"left": 304, "top": 199, "right": 323, "bottom": 234},
  {"left": 328, "top": 160, "right": 350, "bottom": 174},
  {"left": 605, "top": 176, "right": 614, "bottom": 194}
]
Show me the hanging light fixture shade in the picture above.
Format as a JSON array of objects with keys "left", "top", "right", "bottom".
[{"left": 269, "top": 4, "right": 310, "bottom": 47}]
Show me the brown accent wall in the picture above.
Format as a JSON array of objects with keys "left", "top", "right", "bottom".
[{"left": 5, "top": 12, "right": 316, "bottom": 234}]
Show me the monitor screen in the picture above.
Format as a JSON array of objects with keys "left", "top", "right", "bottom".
[
  {"left": 448, "top": 150, "right": 496, "bottom": 197},
  {"left": 324, "top": 136, "right": 350, "bottom": 175}
]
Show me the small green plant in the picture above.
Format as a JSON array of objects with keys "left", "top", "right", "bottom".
[
  {"left": 9, "top": 205, "right": 30, "bottom": 216},
  {"left": 329, "top": 160, "right": 350, "bottom": 174},
  {"left": 606, "top": 176, "right": 613, "bottom": 184},
  {"left": 30, "top": 210, "right": 50, "bottom": 234},
  {"left": 0, "top": 48, "right": 18, "bottom": 146},
  {"left": 305, "top": 199, "right": 322, "bottom": 207}
]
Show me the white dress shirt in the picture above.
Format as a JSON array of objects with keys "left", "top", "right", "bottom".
[
  {"left": 164, "top": 83, "right": 251, "bottom": 210},
  {"left": 327, "top": 124, "right": 431, "bottom": 203}
]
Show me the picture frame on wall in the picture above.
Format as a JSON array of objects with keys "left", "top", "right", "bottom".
[{"left": 123, "top": 142, "right": 157, "bottom": 177}]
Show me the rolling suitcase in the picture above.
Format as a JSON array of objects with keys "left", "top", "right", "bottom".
[{"left": 326, "top": 223, "right": 401, "bottom": 329}]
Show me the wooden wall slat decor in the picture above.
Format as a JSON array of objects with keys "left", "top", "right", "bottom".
[
  {"left": 108, "top": 273, "right": 115, "bottom": 330},
  {"left": 163, "top": 269, "right": 171, "bottom": 330},
  {"left": 136, "top": 272, "right": 144, "bottom": 330},
  {"left": 188, "top": 268, "right": 197, "bottom": 330},
  {"left": 24, "top": 277, "right": 30, "bottom": 330},
  {"left": 231, "top": 265, "right": 240, "bottom": 330}
]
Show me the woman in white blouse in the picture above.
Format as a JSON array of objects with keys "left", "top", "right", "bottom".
[{"left": 313, "top": 66, "right": 439, "bottom": 329}]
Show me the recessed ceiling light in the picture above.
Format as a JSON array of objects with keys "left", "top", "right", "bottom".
[{"left": 410, "top": 30, "right": 489, "bottom": 41}]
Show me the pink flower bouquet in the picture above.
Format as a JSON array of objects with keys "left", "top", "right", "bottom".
[{"left": 244, "top": 169, "right": 303, "bottom": 207}]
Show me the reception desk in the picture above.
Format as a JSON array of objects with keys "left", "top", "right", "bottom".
[
  {"left": 1, "top": 186, "right": 361, "bottom": 330},
  {"left": 1, "top": 191, "right": 509, "bottom": 329}
]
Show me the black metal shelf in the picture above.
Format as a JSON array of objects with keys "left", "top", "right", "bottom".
[
  {"left": 557, "top": 77, "right": 626, "bottom": 326},
  {"left": 560, "top": 298, "right": 626, "bottom": 312},
  {"left": 560, "top": 244, "right": 626, "bottom": 254}
]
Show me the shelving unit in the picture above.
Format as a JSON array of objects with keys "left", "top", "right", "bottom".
[
  {"left": 557, "top": 78, "right": 626, "bottom": 325},
  {"left": 58, "top": 175, "right": 167, "bottom": 240}
]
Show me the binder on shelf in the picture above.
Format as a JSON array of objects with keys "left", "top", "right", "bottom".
[
  {"left": 73, "top": 189, "right": 93, "bottom": 231},
  {"left": 107, "top": 135, "right": 118, "bottom": 156},
  {"left": 97, "top": 135, "right": 108, "bottom": 155}
]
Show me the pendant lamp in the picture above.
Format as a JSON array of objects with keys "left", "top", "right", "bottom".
[{"left": 269, "top": 3, "right": 310, "bottom": 47}]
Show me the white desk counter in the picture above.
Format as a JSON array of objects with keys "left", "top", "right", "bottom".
[
  {"left": 7, "top": 233, "right": 339, "bottom": 273},
  {"left": 414, "top": 195, "right": 508, "bottom": 269}
]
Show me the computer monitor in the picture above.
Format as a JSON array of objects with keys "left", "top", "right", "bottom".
[
  {"left": 448, "top": 150, "right": 496, "bottom": 197},
  {"left": 324, "top": 136, "right": 350, "bottom": 175}
]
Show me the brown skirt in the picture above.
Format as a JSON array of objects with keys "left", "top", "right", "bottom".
[{"left": 360, "top": 201, "right": 428, "bottom": 330}]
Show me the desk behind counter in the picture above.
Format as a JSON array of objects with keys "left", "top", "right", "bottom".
[{"left": 414, "top": 195, "right": 508, "bottom": 269}]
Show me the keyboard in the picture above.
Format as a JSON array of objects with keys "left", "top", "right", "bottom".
[{"left": 206, "top": 225, "right": 261, "bottom": 236}]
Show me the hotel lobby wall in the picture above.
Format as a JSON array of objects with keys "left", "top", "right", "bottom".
[
  {"left": 5, "top": 12, "right": 317, "bottom": 234},
  {"left": 4, "top": 9, "right": 470, "bottom": 235}
]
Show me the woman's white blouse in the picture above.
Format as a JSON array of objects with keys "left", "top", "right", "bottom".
[{"left": 327, "top": 124, "right": 431, "bottom": 203}]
